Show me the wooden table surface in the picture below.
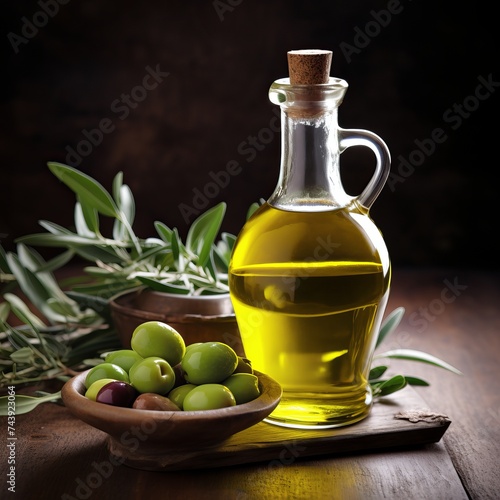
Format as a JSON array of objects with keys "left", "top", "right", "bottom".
[{"left": 2, "top": 268, "right": 499, "bottom": 499}]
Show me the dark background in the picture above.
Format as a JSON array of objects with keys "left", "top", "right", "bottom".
[{"left": 1, "top": 1, "right": 498, "bottom": 269}]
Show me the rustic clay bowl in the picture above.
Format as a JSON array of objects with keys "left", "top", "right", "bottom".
[
  {"left": 109, "top": 288, "right": 244, "bottom": 356},
  {"left": 61, "top": 369, "right": 282, "bottom": 470}
]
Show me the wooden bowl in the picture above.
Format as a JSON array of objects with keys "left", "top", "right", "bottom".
[{"left": 61, "top": 369, "right": 282, "bottom": 470}]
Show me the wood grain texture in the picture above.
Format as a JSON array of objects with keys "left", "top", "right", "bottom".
[
  {"left": 5, "top": 402, "right": 465, "bottom": 500},
  {"left": 105, "top": 385, "right": 450, "bottom": 471},
  {"left": 385, "top": 269, "right": 500, "bottom": 500},
  {"left": 1, "top": 268, "right": 498, "bottom": 499}
]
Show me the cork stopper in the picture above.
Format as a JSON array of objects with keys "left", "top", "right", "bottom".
[{"left": 287, "top": 49, "right": 332, "bottom": 85}]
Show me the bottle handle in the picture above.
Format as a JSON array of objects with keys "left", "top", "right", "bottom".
[{"left": 339, "top": 128, "right": 391, "bottom": 209}]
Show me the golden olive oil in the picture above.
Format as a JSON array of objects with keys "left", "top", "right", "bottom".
[{"left": 229, "top": 202, "right": 391, "bottom": 428}]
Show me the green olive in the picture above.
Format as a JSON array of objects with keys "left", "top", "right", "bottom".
[
  {"left": 181, "top": 342, "right": 238, "bottom": 385},
  {"left": 104, "top": 349, "right": 143, "bottom": 372},
  {"left": 129, "top": 356, "right": 176, "bottom": 395},
  {"left": 85, "top": 363, "right": 129, "bottom": 389},
  {"left": 168, "top": 384, "right": 197, "bottom": 409},
  {"left": 222, "top": 373, "right": 261, "bottom": 404},
  {"left": 182, "top": 384, "right": 236, "bottom": 411},
  {"left": 233, "top": 356, "right": 253, "bottom": 374},
  {"left": 131, "top": 321, "right": 186, "bottom": 366}
]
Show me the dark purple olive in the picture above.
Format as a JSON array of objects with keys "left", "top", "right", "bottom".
[{"left": 96, "top": 381, "right": 138, "bottom": 408}]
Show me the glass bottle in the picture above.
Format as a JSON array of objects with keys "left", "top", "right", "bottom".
[{"left": 229, "top": 50, "right": 391, "bottom": 429}]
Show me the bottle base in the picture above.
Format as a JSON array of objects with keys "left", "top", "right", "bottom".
[{"left": 264, "top": 391, "right": 373, "bottom": 429}]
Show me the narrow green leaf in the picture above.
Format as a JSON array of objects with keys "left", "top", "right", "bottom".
[
  {"left": 5, "top": 253, "right": 63, "bottom": 323},
  {"left": 221, "top": 232, "right": 236, "bottom": 252},
  {"left": 211, "top": 244, "right": 229, "bottom": 274},
  {"left": 404, "top": 376, "right": 430, "bottom": 386},
  {"left": 136, "top": 277, "right": 191, "bottom": 294},
  {"left": 65, "top": 291, "right": 111, "bottom": 323},
  {"left": 37, "top": 220, "right": 74, "bottom": 235},
  {"left": 375, "top": 375, "right": 407, "bottom": 396},
  {"left": 74, "top": 245, "right": 126, "bottom": 264},
  {"left": 0, "top": 391, "right": 62, "bottom": 416},
  {"left": 0, "top": 302, "right": 10, "bottom": 322},
  {"left": 38, "top": 249, "right": 75, "bottom": 274},
  {"left": 3, "top": 293, "right": 46, "bottom": 329},
  {"left": 246, "top": 200, "right": 264, "bottom": 220},
  {"left": 10, "top": 346, "right": 35, "bottom": 363},
  {"left": 15, "top": 244, "right": 75, "bottom": 305},
  {"left": 74, "top": 201, "right": 98, "bottom": 236},
  {"left": 16, "top": 243, "right": 46, "bottom": 271},
  {"left": 171, "top": 228, "right": 181, "bottom": 265},
  {"left": 0, "top": 244, "right": 11, "bottom": 272},
  {"left": 376, "top": 307, "right": 405, "bottom": 348},
  {"left": 46, "top": 298, "right": 79, "bottom": 317},
  {"left": 153, "top": 225, "right": 181, "bottom": 268},
  {"left": 118, "top": 184, "right": 135, "bottom": 225},
  {"left": 369, "top": 365, "right": 388, "bottom": 381},
  {"left": 112, "top": 171, "right": 124, "bottom": 203},
  {"left": 186, "top": 202, "right": 226, "bottom": 268},
  {"left": 154, "top": 221, "right": 174, "bottom": 244},
  {"left": 69, "top": 281, "right": 135, "bottom": 299},
  {"left": 47, "top": 162, "right": 119, "bottom": 218},
  {"left": 113, "top": 183, "right": 135, "bottom": 241},
  {"left": 16, "top": 232, "right": 102, "bottom": 247},
  {"left": 374, "top": 348, "right": 463, "bottom": 375},
  {"left": 213, "top": 232, "right": 237, "bottom": 270}
]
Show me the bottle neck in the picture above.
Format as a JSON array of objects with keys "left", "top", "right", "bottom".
[{"left": 268, "top": 106, "right": 351, "bottom": 211}]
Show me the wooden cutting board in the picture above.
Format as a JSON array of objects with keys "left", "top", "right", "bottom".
[{"left": 111, "top": 385, "right": 451, "bottom": 471}]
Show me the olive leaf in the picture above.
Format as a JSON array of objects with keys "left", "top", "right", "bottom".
[
  {"left": 112, "top": 170, "right": 124, "bottom": 203},
  {"left": 113, "top": 183, "right": 135, "bottom": 241},
  {"left": 5, "top": 252, "right": 64, "bottom": 323},
  {"left": 154, "top": 222, "right": 181, "bottom": 267},
  {"left": 368, "top": 364, "right": 388, "bottom": 381},
  {"left": 371, "top": 375, "right": 407, "bottom": 397},
  {"left": 0, "top": 301, "right": 10, "bottom": 322},
  {"left": 186, "top": 202, "right": 226, "bottom": 268},
  {"left": 36, "top": 249, "right": 75, "bottom": 274},
  {"left": 376, "top": 306, "right": 405, "bottom": 348},
  {"left": 3, "top": 293, "right": 46, "bottom": 329},
  {"left": 48, "top": 162, "right": 119, "bottom": 218},
  {"left": 370, "top": 308, "right": 462, "bottom": 398},
  {"left": 246, "top": 199, "right": 265, "bottom": 219},
  {"left": 10, "top": 346, "right": 35, "bottom": 363},
  {"left": 373, "top": 348, "right": 463, "bottom": 375},
  {"left": 403, "top": 376, "right": 429, "bottom": 386},
  {"left": 16, "top": 244, "right": 75, "bottom": 305},
  {"left": 0, "top": 391, "right": 62, "bottom": 416},
  {"left": 136, "top": 277, "right": 191, "bottom": 295},
  {"left": 17, "top": 231, "right": 108, "bottom": 248},
  {"left": 0, "top": 244, "right": 11, "bottom": 273},
  {"left": 75, "top": 201, "right": 98, "bottom": 237}
]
